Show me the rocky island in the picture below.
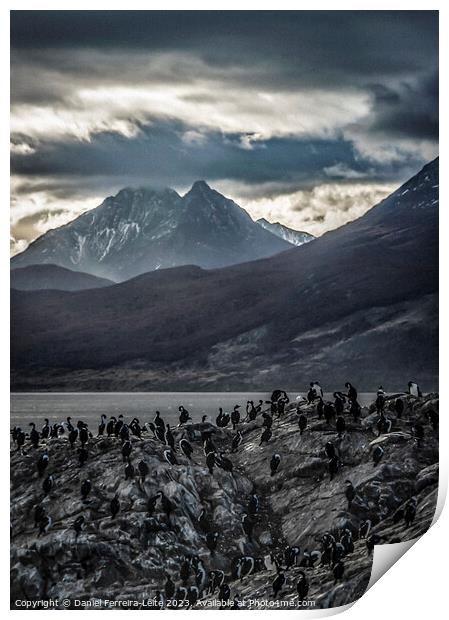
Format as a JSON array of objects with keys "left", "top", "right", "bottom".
[{"left": 10, "top": 391, "right": 438, "bottom": 610}]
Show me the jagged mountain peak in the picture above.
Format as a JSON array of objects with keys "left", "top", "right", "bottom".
[
  {"left": 189, "top": 179, "right": 212, "bottom": 193},
  {"left": 11, "top": 181, "right": 291, "bottom": 281}
]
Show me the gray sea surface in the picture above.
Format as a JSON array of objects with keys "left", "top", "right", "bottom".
[{"left": 10, "top": 392, "right": 377, "bottom": 427}]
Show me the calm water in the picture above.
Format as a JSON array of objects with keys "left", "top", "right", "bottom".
[{"left": 10, "top": 392, "right": 376, "bottom": 427}]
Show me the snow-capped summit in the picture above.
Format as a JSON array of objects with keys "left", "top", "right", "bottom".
[
  {"left": 11, "top": 181, "right": 292, "bottom": 281},
  {"left": 257, "top": 218, "right": 315, "bottom": 246}
]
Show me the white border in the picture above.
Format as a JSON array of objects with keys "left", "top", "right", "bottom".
[{"left": 3, "top": 3, "right": 446, "bottom": 618}]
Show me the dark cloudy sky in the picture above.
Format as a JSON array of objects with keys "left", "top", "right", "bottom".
[{"left": 10, "top": 10, "right": 438, "bottom": 253}]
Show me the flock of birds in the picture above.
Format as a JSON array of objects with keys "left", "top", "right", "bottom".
[{"left": 10, "top": 380, "right": 438, "bottom": 607}]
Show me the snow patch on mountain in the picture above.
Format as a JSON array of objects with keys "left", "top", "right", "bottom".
[{"left": 256, "top": 218, "right": 314, "bottom": 246}]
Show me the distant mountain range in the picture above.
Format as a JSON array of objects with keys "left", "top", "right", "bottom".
[
  {"left": 10, "top": 181, "right": 294, "bottom": 281},
  {"left": 11, "top": 158, "right": 438, "bottom": 391},
  {"left": 257, "top": 218, "right": 314, "bottom": 246},
  {"left": 11, "top": 264, "right": 114, "bottom": 291}
]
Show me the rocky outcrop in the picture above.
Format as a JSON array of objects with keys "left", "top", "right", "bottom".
[{"left": 10, "top": 393, "right": 438, "bottom": 609}]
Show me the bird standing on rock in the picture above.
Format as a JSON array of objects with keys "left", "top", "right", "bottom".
[
  {"left": 394, "top": 398, "right": 404, "bottom": 418},
  {"left": 375, "top": 388, "right": 385, "bottom": 413},
  {"left": 231, "top": 405, "right": 241, "bottom": 430},
  {"left": 246, "top": 401, "right": 257, "bottom": 421},
  {"left": 296, "top": 572, "right": 309, "bottom": 601},
  {"left": 324, "top": 402, "right": 336, "bottom": 424},
  {"left": 175, "top": 586, "right": 187, "bottom": 603},
  {"left": 138, "top": 460, "right": 149, "bottom": 483},
  {"left": 333, "top": 560, "right": 345, "bottom": 583},
  {"left": 164, "top": 449, "right": 178, "bottom": 466},
  {"left": 121, "top": 441, "right": 132, "bottom": 462},
  {"left": 164, "top": 575, "right": 175, "bottom": 600},
  {"left": 130, "top": 418, "right": 142, "bottom": 439},
  {"left": 125, "top": 460, "right": 135, "bottom": 480},
  {"left": 79, "top": 425, "right": 89, "bottom": 446},
  {"left": 428, "top": 409, "right": 438, "bottom": 431},
  {"left": 217, "top": 452, "right": 233, "bottom": 473},
  {"left": 178, "top": 406, "right": 191, "bottom": 426},
  {"left": 413, "top": 424, "right": 425, "bottom": 446},
  {"left": 41, "top": 419, "right": 50, "bottom": 440},
  {"left": 359, "top": 519, "right": 372, "bottom": 539},
  {"left": 284, "top": 546, "right": 300, "bottom": 569},
  {"left": 180, "top": 438, "right": 193, "bottom": 460},
  {"left": 262, "top": 412, "right": 273, "bottom": 429},
  {"left": 325, "top": 441, "right": 336, "bottom": 459},
  {"left": 81, "top": 479, "right": 91, "bottom": 500},
  {"left": 37, "top": 451, "right": 49, "bottom": 477},
  {"left": 345, "top": 382, "right": 358, "bottom": 402},
  {"left": 154, "top": 411, "right": 165, "bottom": 431},
  {"left": 180, "top": 558, "right": 191, "bottom": 585},
  {"left": 165, "top": 425, "right": 176, "bottom": 450},
  {"left": 260, "top": 428, "right": 272, "bottom": 446},
  {"left": 344, "top": 480, "right": 356, "bottom": 509},
  {"left": 29, "top": 423, "right": 40, "bottom": 448},
  {"left": 248, "top": 493, "right": 259, "bottom": 516},
  {"left": 203, "top": 434, "right": 217, "bottom": 456},
  {"left": 98, "top": 414, "right": 107, "bottom": 436},
  {"left": 119, "top": 424, "right": 130, "bottom": 443},
  {"left": 69, "top": 428, "right": 78, "bottom": 449},
  {"left": 50, "top": 423, "right": 60, "bottom": 439},
  {"left": 34, "top": 505, "right": 46, "bottom": 528},
  {"left": 110, "top": 494, "right": 120, "bottom": 519},
  {"left": 334, "top": 392, "right": 345, "bottom": 416},
  {"left": 106, "top": 416, "right": 116, "bottom": 437},
  {"left": 336, "top": 416, "right": 346, "bottom": 438},
  {"left": 218, "top": 583, "right": 231, "bottom": 602},
  {"left": 350, "top": 399, "right": 361, "bottom": 421},
  {"left": 206, "top": 451, "right": 215, "bottom": 474},
  {"left": 270, "top": 453, "right": 281, "bottom": 476},
  {"left": 206, "top": 531, "right": 219, "bottom": 555},
  {"left": 328, "top": 455, "right": 340, "bottom": 481},
  {"left": 231, "top": 431, "right": 243, "bottom": 453},
  {"left": 271, "top": 572, "right": 285, "bottom": 598},
  {"left": 114, "top": 415, "right": 124, "bottom": 437},
  {"left": 42, "top": 474, "right": 53, "bottom": 495},
  {"left": 147, "top": 492, "right": 161, "bottom": 516},
  {"left": 404, "top": 497, "right": 417, "bottom": 527},
  {"left": 38, "top": 515, "right": 52, "bottom": 537},
  {"left": 161, "top": 493, "right": 175, "bottom": 522},
  {"left": 241, "top": 513, "right": 254, "bottom": 541},
  {"left": 155, "top": 424, "right": 166, "bottom": 443},
  {"left": 298, "top": 414, "right": 308, "bottom": 435},
  {"left": 73, "top": 515, "right": 84, "bottom": 538},
  {"left": 210, "top": 570, "right": 225, "bottom": 593},
  {"left": 372, "top": 445, "right": 384, "bottom": 466},
  {"left": 197, "top": 508, "right": 209, "bottom": 533},
  {"left": 408, "top": 381, "right": 422, "bottom": 398},
  {"left": 366, "top": 533, "right": 381, "bottom": 555},
  {"left": 377, "top": 413, "right": 391, "bottom": 436},
  {"left": 186, "top": 586, "right": 199, "bottom": 608}
]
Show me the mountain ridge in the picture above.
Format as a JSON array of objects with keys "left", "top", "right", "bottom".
[
  {"left": 257, "top": 218, "right": 315, "bottom": 246},
  {"left": 11, "top": 159, "right": 438, "bottom": 391},
  {"left": 10, "top": 264, "right": 114, "bottom": 291},
  {"left": 11, "top": 181, "right": 292, "bottom": 281}
]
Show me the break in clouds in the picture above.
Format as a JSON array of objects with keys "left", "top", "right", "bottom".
[{"left": 10, "top": 11, "right": 438, "bottom": 253}]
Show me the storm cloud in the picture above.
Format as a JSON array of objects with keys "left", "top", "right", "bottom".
[{"left": 10, "top": 11, "right": 438, "bottom": 252}]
